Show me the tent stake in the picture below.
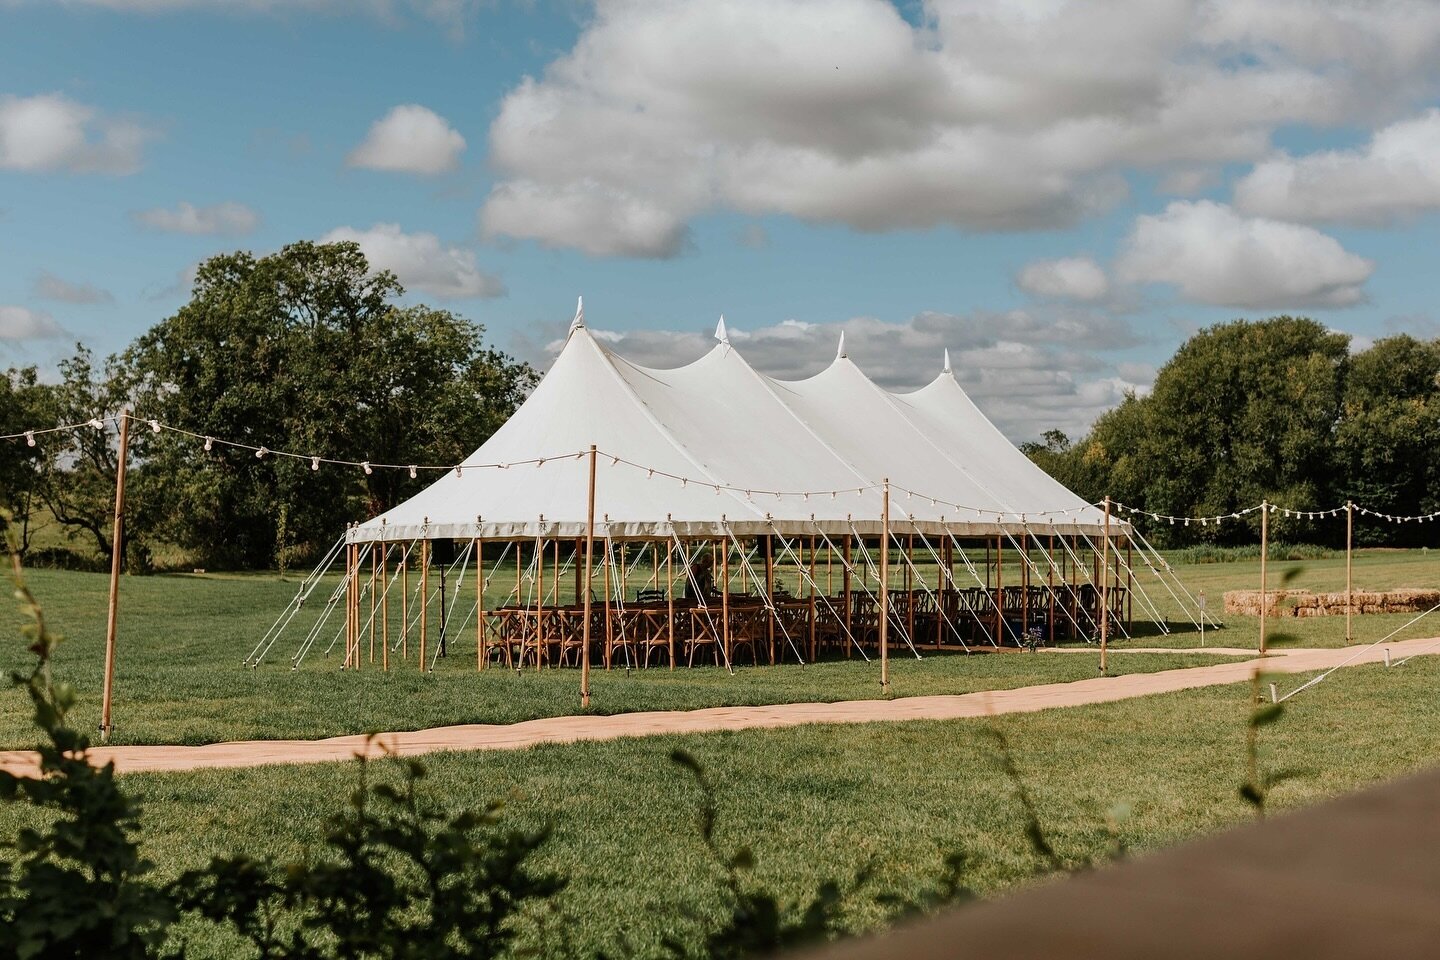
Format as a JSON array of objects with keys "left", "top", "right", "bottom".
[{"left": 99, "top": 409, "right": 130, "bottom": 742}]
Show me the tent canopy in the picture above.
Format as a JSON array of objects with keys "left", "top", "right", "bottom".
[{"left": 350, "top": 320, "right": 1119, "bottom": 543}]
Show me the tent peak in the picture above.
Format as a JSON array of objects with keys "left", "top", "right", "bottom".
[
  {"left": 715, "top": 315, "right": 730, "bottom": 348},
  {"left": 568, "top": 296, "right": 585, "bottom": 334},
  {"left": 836, "top": 331, "right": 846, "bottom": 360},
  {"left": 942, "top": 347, "right": 952, "bottom": 375}
]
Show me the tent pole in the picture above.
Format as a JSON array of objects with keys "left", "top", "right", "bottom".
[
  {"left": 98, "top": 404, "right": 129, "bottom": 741},
  {"left": 420, "top": 538, "right": 429, "bottom": 672},
  {"left": 369, "top": 546, "right": 377, "bottom": 665},
  {"left": 382, "top": 543, "right": 390, "bottom": 672},
  {"left": 401, "top": 545, "right": 409, "bottom": 661},
  {"left": 721, "top": 538, "right": 731, "bottom": 666},
  {"left": 536, "top": 530, "right": 546, "bottom": 672},
  {"left": 843, "top": 534, "right": 852, "bottom": 658},
  {"left": 905, "top": 532, "right": 914, "bottom": 646},
  {"left": 1048, "top": 533, "right": 1055, "bottom": 647},
  {"left": 995, "top": 535, "right": 1003, "bottom": 645},
  {"left": 1126, "top": 535, "right": 1133, "bottom": 631},
  {"left": 581, "top": 445, "right": 596, "bottom": 705},
  {"left": 667, "top": 540, "right": 675, "bottom": 671},
  {"left": 808, "top": 534, "right": 817, "bottom": 660},
  {"left": 879, "top": 479, "right": 890, "bottom": 692},
  {"left": 765, "top": 534, "right": 775, "bottom": 664},
  {"left": 476, "top": 538, "right": 485, "bottom": 671},
  {"left": 1100, "top": 497, "right": 1111, "bottom": 673},
  {"left": 342, "top": 538, "right": 352, "bottom": 669},
  {"left": 603, "top": 536, "right": 613, "bottom": 669},
  {"left": 1021, "top": 527, "right": 1029, "bottom": 638}
]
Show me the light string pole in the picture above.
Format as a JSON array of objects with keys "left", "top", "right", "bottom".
[
  {"left": 880, "top": 477, "right": 890, "bottom": 693},
  {"left": 99, "top": 409, "right": 131, "bottom": 742},
  {"left": 1259, "top": 499, "right": 1269, "bottom": 656},
  {"left": 1100, "top": 495, "right": 1110, "bottom": 675},
  {"left": 1346, "top": 500, "right": 1354, "bottom": 644}
]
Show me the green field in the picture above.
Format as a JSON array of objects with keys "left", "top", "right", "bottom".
[
  {"left": 3, "top": 658, "right": 1436, "bottom": 957},
  {"left": 4, "top": 547, "right": 1438, "bottom": 749}
]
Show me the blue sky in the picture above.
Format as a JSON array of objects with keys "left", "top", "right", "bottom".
[{"left": 4, "top": 1, "right": 1440, "bottom": 440}]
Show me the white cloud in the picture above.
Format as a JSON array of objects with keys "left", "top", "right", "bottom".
[
  {"left": 1017, "top": 257, "right": 1109, "bottom": 302},
  {"left": 1234, "top": 108, "right": 1440, "bottom": 225},
  {"left": 525, "top": 305, "right": 1139, "bottom": 439},
  {"left": 33, "top": 271, "right": 113, "bottom": 304},
  {"left": 0, "top": 305, "right": 65, "bottom": 341},
  {"left": 133, "top": 201, "right": 259, "bottom": 235},
  {"left": 347, "top": 104, "right": 466, "bottom": 176},
  {"left": 321, "top": 223, "right": 504, "bottom": 299},
  {"left": 0, "top": 93, "right": 149, "bottom": 174},
  {"left": 480, "top": 0, "right": 1440, "bottom": 256},
  {"left": 1116, "top": 200, "right": 1373, "bottom": 309}
]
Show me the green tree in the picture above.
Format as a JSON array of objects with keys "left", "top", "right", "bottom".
[
  {"left": 0, "top": 366, "right": 52, "bottom": 554},
  {"left": 126, "top": 241, "right": 536, "bottom": 569},
  {"left": 1333, "top": 334, "right": 1440, "bottom": 545}
]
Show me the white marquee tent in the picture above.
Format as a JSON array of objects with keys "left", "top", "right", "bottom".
[{"left": 349, "top": 314, "right": 1121, "bottom": 545}]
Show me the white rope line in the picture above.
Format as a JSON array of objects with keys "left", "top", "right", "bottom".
[
  {"left": 800, "top": 523, "right": 873, "bottom": 662},
  {"left": 845, "top": 521, "right": 919, "bottom": 655},
  {"left": 247, "top": 533, "right": 346, "bottom": 665},
  {"left": 1017, "top": 527, "right": 1099, "bottom": 642},
  {"left": 667, "top": 531, "right": 735, "bottom": 674},
  {"left": 1131, "top": 526, "right": 1222, "bottom": 630},
  {"left": 722, "top": 522, "right": 807, "bottom": 666},
  {"left": 1276, "top": 600, "right": 1440, "bottom": 703},
  {"left": 937, "top": 527, "right": 1003, "bottom": 648},
  {"left": 893, "top": 524, "right": 967, "bottom": 655},
  {"left": 428, "top": 539, "right": 474, "bottom": 672}
]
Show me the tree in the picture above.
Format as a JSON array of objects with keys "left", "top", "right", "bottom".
[
  {"left": 0, "top": 366, "right": 51, "bottom": 554},
  {"left": 126, "top": 241, "right": 536, "bottom": 569},
  {"left": 1333, "top": 334, "right": 1440, "bottom": 546}
]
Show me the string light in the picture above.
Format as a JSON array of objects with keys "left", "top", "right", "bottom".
[
  {"left": 25, "top": 431, "right": 34, "bottom": 447},
  {"left": 256, "top": 446, "right": 268, "bottom": 459},
  {"left": 204, "top": 436, "right": 213, "bottom": 451},
  {"left": 362, "top": 461, "right": 373, "bottom": 475},
  {"left": 149, "top": 419, "right": 161, "bottom": 433},
  {"left": 409, "top": 465, "right": 417, "bottom": 479}
]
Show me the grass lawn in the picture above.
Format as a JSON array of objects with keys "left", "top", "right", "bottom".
[
  {"left": 2, "top": 657, "right": 1435, "bottom": 957},
  {"left": 4, "top": 546, "right": 1439, "bottom": 748}
]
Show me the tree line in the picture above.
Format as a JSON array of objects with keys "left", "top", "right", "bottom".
[
  {"left": 0, "top": 242, "right": 537, "bottom": 571},
  {"left": 1024, "top": 316, "right": 1440, "bottom": 547}
]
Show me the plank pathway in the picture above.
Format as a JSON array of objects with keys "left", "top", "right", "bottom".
[{"left": 2, "top": 638, "right": 1435, "bottom": 778}]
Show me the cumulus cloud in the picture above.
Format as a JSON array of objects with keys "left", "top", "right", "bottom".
[
  {"left": 1116, "top": 200, "right": 1373, "bottom": 309},
  {"left": 43, "top": 1, "right": 489, "bottom": 37},
  {"left": 480, "top": 0, "right": 1440, "bottom": 256},
  {"left": 321, "top": 223, "right": 504, "bottom": 299},
  {"left": 1017, "top": 257, "right": 1110, "bottom": 302},
  {"left": 1234, "top": 108, "right": 1440, "bottom": 225},
  {"left": 0, "top": 93, "right": 149, "bottom": 174},
  {"left": 347, "top": 104, "right": 466, "bottom": 175},
  {"left": 32, "top": 271, "right": 113, "bottom": 304},
  {"left": 0, "top": 305, "right": 65, "bottom": 342},
  {"left": 527, "top": 306, "right": 1141, "bottom": 438},
  {"left": 133, "top": 201, "right": 259, "bottom": 235}
]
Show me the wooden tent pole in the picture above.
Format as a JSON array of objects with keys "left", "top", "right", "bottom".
[
  {"left": 536, "top": 529, "right": 546, "bottom": 672},
  {"left": 401, "top": 545, "right": 409, "bottom": 661},
  {"left": 808, "top": 534, "right": 817, "bottom": 660},
  {"left": 382, "top": 542, "right": 390, "bottom": 672},
  {"left": 344, "top": 540, "right": 355, "bottom": 669},
  {"left": 419, "top": 538, "right": 429, "bottom": 672},
  {"left": 1259, "top": 499, "right": 1269, "bottom": 656},
  {"left": 842, "top": 534, "right": 852, "bottom": 657},
  {"left": 603, "top": 536, "right": 613, "bottom": 669},
  {"left": 721, "top": 538, "right": 731, "bottom": 665},
  {"left": 476, "top": 538, "right": 485, "bottom": 670},
  {"left": 1048, "top": 533, "right": 1055, "bottom": 647},
  {"left": 666, "top": 540, "right": 675, "bottom": 671},
  {"left": 581, "top": 445, "right": 596, "bottom": 705},
  {"left": 879, "top": 479, "right": 890, "bottom": 691},
  {"left": 995, "top": 535, "right": 1004, "bottom": 644},
  {"left": 1345, "top": 501, "right": 1354, "bottom": 644},
  {"left": 1100, "top": 497, "right": 1111, "bottom": 673},
  {"left": 369, "top": 546, "right": 377, "bottom": 665},
  {"left": 765, "top": 534, "right": 775, "bottom": 664},
  {"left": 1020, "top": 526, "right": 1029, "bottom": 637},
  {"left": 905, "top": 532, "right": 914, "bottom": 646},
  {"left": 99, "top": 409, "right": 130, "bottom": 742}
]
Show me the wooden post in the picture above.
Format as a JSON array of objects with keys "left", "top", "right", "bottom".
[
  {"left": 99, "top": 410, "right": 131, "bottom": 742},
  {"left": 1048, "top": 533, "right": 1055, "bottom": 646},
  {"left": 1100, "top": 497, "right": 1111, "bottom": 673},
  {"left": 1020, "top": 528, "right": 1029, "bottom": 637},
  {"left": 369, "top": 546, "right": 377, "bottom": 664},
  {"left": 603, "top": 536, "right": 613, "bottom": 669},
  {"left": 382, "top": 543, "right": 390, "bottom": 672},
  {"left": 808, "top": 534, "right": 817, "bottom": 660},
  {"left": 842, "top": 534, "right": 852, "bottom": 656},
  {"left": 581, "top": 445, "right": 596, "bottom": 705},
  {"left": 905, "top": 532, "right": 915, "bottom": 645},
  {"left": 401, "top": 547, "right": 409, "bottom": 661},
  {"left": 1345, "top": 501, "right": 1354, "bottom": 644},
  {"left": 765, "top": 534, "right": 775, "bottom": 664},
  {"left": 879, "top": 481, "right": 891, "bottom": 691},
  {"left": 536, "top": 527, "right": 546, "bottom": 672},
  {"left": 1259, "top": 499, "right": 1269, "bottom": 655},
  {"left": 1126, "top": 536, "right": 1133, "bottom": 630},
  {"left": 994, "top": 535, "right": 1004, "bottom": 643},
  {"left": 476, "top": 539, "right": 485, "bottom": 670},
  {"left": 420, "top": 538, "right": 429, "bottom": 671},
  {"left": 721, "top": 538, "right": 731, "bottom": 664},
  {"left": 666, "top": 540, "right": 675, "bottom": 671}
]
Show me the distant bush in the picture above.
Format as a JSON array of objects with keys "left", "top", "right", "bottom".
[
  {"left": 1171, "top": 542, "right": 1335, "bottom": 565},
  {"left": 23, "top": 546, "right": 105, "bottom": 572}
]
